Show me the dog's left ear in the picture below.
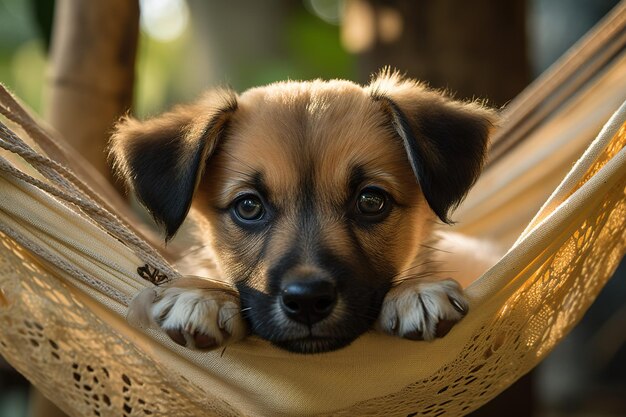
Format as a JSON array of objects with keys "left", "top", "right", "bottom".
[
  {"left": 109, "top": 89, "right": 237, "bottom": 239},
  {"left": 369, "top": 71, "right": 498, "bottom": 223}
]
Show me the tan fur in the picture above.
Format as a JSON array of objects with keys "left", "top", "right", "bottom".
[
  {"left": 112, "top": 71, "right": 499, "bottom": 353},
  {"left": 195, "top": 80, "right": 433, "bottom": 288}
]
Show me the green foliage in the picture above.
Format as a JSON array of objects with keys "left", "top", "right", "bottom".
[
  {"left": 234, "top": 7, "right": 355, "bottom": 90},
  {"left": 0, "top": 0, "right": 48, "bottom": 114},
  {"left": 286, "top": 8, "right": 354, "bottom": 81},
  {"left": 0, "top": 1, "right": 356, "bottom": 118}
]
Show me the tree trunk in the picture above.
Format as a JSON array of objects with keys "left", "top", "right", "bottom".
[
  {"left": 344, "top": 0, "right": 530, "bottom": 106},
  {"left": 45, "top": 0, "right": 139, "bottom": 182}
]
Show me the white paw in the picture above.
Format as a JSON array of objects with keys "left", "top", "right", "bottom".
[
  {"left": 376, "top": 278, "right": 469, "bottom": 341},
  {"left": 127, "top": 277, "right": 248, "bottom": 350}
]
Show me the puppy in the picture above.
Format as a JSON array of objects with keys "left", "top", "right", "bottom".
[{"left": 110, "top": 70, "right": 498, "bottom": 354}]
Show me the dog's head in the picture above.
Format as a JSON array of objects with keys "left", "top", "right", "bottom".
[{"left": 110, "top": 71, "right": 496, "bottom": 353}]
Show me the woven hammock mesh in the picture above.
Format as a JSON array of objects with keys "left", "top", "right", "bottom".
[{"left": 0, "top": 56, "right": 625, "bottom": 415}]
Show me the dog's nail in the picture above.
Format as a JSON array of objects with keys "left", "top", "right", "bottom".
[
  {"left": 193, "top": 332, "right": 217, "bottom": 349},
  {"left": 218, "top": 313, "right": 230, "bottom": 330},
  {"left": 435, "top": 319, "right": 455, "bottom": 338},
  {"left": 404, "top": 330, "right": 424, "bottom": 341},
  {"left": 166, "top": 329, "right": 187, "bottom": 346},
  {"left": 389, "top": 317, "right": 398, "bottom": 332},
  {"left": 220, "top": 328, "right": 231, "bottom": 340},
  {"left": 449, "top": 296, "right": 467, "bottom": 315}
]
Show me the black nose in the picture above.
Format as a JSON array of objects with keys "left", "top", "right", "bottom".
[{"left": 280, "top": 279, "right": 337, "bottom": 325}]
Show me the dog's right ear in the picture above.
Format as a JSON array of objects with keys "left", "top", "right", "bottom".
[{"left": 109, "top": 89, "right": 237, "bottom": 240}]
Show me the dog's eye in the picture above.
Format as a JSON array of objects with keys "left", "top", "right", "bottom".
[
  {"left": 233, "top": 195, "right": 264, "bottom": 221},
  {"left": 356, "top": 187, "right": 387, "bottom": 216}
]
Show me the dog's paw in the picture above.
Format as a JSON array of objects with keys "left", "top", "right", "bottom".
[
  {"left": 376, "top": 278, "right": 469, "bottom": 341},
  {"left": 128, "top": 277, "right": 248, "bottom": 350}
]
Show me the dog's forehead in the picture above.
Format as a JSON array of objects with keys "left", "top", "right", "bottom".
[
  {"left": 236, "top": 79, "right": 381, "bottom": 134},
  {"left": 216, "top": 80, "right": 413, "bottom": 203}
]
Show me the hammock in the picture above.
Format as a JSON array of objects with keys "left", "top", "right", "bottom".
[{"left": 0, "top": 7, "right": 625, "bottom": 416}]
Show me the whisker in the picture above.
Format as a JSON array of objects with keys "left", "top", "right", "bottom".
[
  {"left": 391, "top": 270, "right": 459, "bottom": 286},
  {"left": 221, "top": 150, "right": 257, "bottom": 172},
  {"left": 220, "top": 165, "right": 255, "bottom": 178},
  {"left": 391, "top": 273, "right": 435, "bottom": 284},
  {"left": 222, "top": 311, "right": 242, "bottom": 325},
  {"left": 391, "top": 269, "right": 440, "bottom": 280},
  {"left": 394, "top": 268, "right": 458, "bottom": 279},
  {"left": 176, "top": 244, "right": 210, "bottom": 259},
  {"left": 390, "top": 260, "right": 444, "bottom": 279},
  {"left": 418, "top": 243, "right": 451, "bottom": 254},
  {"left": 348, "top": 311, "right": 381, "bottom": 323}
]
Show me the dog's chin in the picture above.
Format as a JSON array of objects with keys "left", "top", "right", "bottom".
[
  {"left": 272, "top": 336, "right": 356, "bottom": 354},
  {"left": 237, "top": 282, "right": 386, "bottom": 354}
]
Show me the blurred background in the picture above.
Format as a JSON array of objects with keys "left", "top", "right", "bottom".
[{"left": 0, "top": 0, "right": 624, "bottom": 416}]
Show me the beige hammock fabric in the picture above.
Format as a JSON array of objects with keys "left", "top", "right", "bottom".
[
  {"left": 0, "top": 100, "right": 624, "bottom": 417},
  {"left": 1, "top": 11, "right": 625, "bottom": 417}
]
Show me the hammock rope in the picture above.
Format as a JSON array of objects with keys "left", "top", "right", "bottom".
[
  {"left": 488, "top": 1, "right": 626, "bottom": 164},
  {"left": 517, "top": 101, "right": 626, "bottom": 243},
  {"left": 0, "top": 98, "right": 180, "bottom": 286}
]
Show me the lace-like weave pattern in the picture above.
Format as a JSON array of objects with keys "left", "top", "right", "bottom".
[
  {"left": 0, "top": 234, "right": 239, "bottom": 417},
  {"left": 0, "top": 122, "right": 623, "bottom": 417},
  {"left": 328, "top": 140, "right": 626, "bottom": 416}
]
